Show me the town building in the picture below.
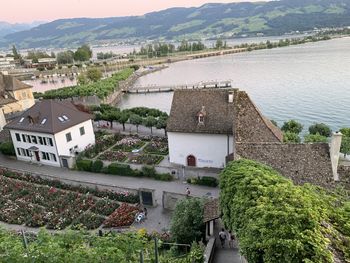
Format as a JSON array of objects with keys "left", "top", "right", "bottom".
[
  {"left": 0, "top": 57, "right": 16, "bottom": 70},
  {"left": 0, "top": 109, "right": 5, "bottom": 131},
  {"left": 167, "top": 88, "right": 342, "bottom": 188},
  {"left": 167, "top": 88, "right": 282, "bottom": 168},
  {"left": 0, "top": 72, "right": 35, "bottom": 115},
  {"left": 5, "top": 100, "right": 95, "bottom": 168}
]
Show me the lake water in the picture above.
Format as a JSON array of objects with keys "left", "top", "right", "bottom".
[{"left": 118, "top": 37, "right": 350, "bottom": 131}]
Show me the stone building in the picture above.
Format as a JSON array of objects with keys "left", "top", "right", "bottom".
[
  {"left": 167, "top": 88, "right": 342, "bottom": 187},
  {"left": 0, "top": 72, "right": 35, "bottom": 116}
]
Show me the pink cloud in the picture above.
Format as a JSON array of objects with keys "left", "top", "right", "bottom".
[{"left": 3, "top": 0, "right": 261, "bottom": 23}]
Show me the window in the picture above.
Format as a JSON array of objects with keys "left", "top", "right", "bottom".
[
  {"left": 15, "top": 133, "right": 21, "bottom": 142},
  {"left": 198, "top": 115, "right": 204, "bottom": 123},
  {"left": 58, "top": 117, "right": 64, "bottom": 122},
  {"left": 22, "top": 134, "right": 26, "bottom": 143},
  {"left": 41, "top": 118, "right": 47, "bottom": 125},
  {"left": 19, "top": 117, "right": 24, "bottom": 123},
  {"left": 79, "top": 126, "right": 85, "bottom": 136},
  {"left": 50, "top": 153, "right": 57, "bottom": 162},
  {"left": 26, "top": 135, "right": 31, "bottom": 143},
  {"left": 66, "top": 132, "right": 72, "bottom": 142},
  {"left": 48, "top": 138, "right": 53, "bottom": 146},
  {"left": 42, "top": 137, "right": 47, "bottom": 145},
  {"left": 62, "top": 115, "right": 69, "bottom": 121},
  {"left": 42, "top": 152, "right": 50, "bottom": 161},
  {"left": 38, "top": 136, "right": 43, "bottom": 145},
  {"left": 31, "top": 136, "right": 37, "bottom": 144},
  {"left": 17, "top": 148, "right": 21, "bottom": 156}
]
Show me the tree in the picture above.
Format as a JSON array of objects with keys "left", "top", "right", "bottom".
[
  {"left": 86, "top": 68, "right": 102, "bottom": 82},
  {"left": 170, "top": 198, "right": 204, "bottom": 245},
  {"left": 12, "top": 45, "right": 20, "bottom": 60},
  {"left": 143, "top": 116, "right": 157, "bottom": 134},
  {"left": 104, "top": 111, "right": 120, "bottom": 129},
  {"left": 283, "top": 132, "right": 301, "bottom": 143},
  {"left": 341, "top": 136, "right": 350, "bottom": 157},
  {"left": 77, "top": 74, "right": 88, "bottom": 85},
  {"left": 74, "top": 44, "right": 92, "bottom": 61},
  {"left": 281, "top": 120, "right": 303, "bottom": 134},
  {"left": 156, "top": 117, "right": 167, "bottom": 136},
  {"left": 340, "top": 128, "right": 350, "bottom": 137},
  {"left": 308, "top": 123, "right": 332, "bottom": 137},
  {"left": 215, "top": 39, "right": 224, "bottom": 49},
  {"left": 118, "top": 111, "right": 129, "bottom": 131},
  {"left": 129, "top": 114, "right": 143, "bottom": 133},
  {"left": 304, "top": 133, "right": 328, "bottom": 143},
  {"left": 57, "top": 50, "right": 74, "bottom": 64}
]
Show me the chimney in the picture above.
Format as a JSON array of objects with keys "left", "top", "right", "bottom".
[
  {"left": 329, "top": 131, "right": 342, "bottom": 181},
  {"left": 228, "top": 92, "right": 234, "bottom": 103}
]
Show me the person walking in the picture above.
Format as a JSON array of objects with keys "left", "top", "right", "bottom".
[
  {"left": 228, "top": 231, "right": 235, "bottom": 248},
  {"left": 219, "top": 228, "right": 226, "bottom": 248},
  {"left": 186, "top": 187, "right": 191, "bottom": 197}
]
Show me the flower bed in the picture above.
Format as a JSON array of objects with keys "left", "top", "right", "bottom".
[
  {"left": 82, "top": 133, "right": 124, "bottom": 158},
  {"left": 0, "top": 169, "right": 140, "bottom": 230},
  {"left": 98, "top": 150, "right": 128, "bottom": 162},
  {"left": 0, "top": 168, "right": 139, "bottom": 204},
  {"left": 103, "top": 203, "right": 139, "bottom": 228},
  {"left": 90, "top": 198, "right": 120, "bottom": 216},
  {"left": 72, "top": 212, "right": 106, "bottom": 230},
  {"left": 143, "top": 139, "right": 168, "bottom": 155},
  {"left": 113, "top": 137, "right": 146, "bottom": 152},
  {"left": 129, "top": 154, "right": 164, "bottom": 165}
]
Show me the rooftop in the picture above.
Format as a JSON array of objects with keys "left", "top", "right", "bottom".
[{"left": 5, "top": 100, "right": 92, "bottom": 134}]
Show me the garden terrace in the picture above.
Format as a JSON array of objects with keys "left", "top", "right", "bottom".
[
  {"left": 0, "top": 168, "right": 139, "bottom": 230},
  {"left": 40, "top": 68, "right": 134, "bottom": 99},
  {"left": 82, "top": 133, "right": 167, "bottom": 166}
]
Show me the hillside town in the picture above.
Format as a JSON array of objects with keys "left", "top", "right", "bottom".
[{"left": 0, "top": 0, "right": 350, "bottom": 262}]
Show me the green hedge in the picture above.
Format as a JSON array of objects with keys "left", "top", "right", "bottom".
[
  {"left": 91, "top": 160, "right": 103, "bottom": 173},
  {"left": 107, "top": 163, "right": 135, "bottom": 176},
  {"left": 187, "top": 176, "right": 218, "bottom": 187},
  {"left": 220, "top": 159, "right": 350, "bottom": 263},
  {"left": 76, "top": 159, "right": 93, "bottom": 171},
  {"left": 0, "top": 142, "right": 16, "bottom": 156}
]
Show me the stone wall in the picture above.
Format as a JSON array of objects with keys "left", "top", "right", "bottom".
[
  {"left": 162, "top": 191, "right": 187, "bottom": 210},
  {"left": 235, "top": 91, "right": 283, "bottom": 143},
  {"left": 338, "top": 165, "right": 350, "bottom": 187},
  {"left": 235, "top": 142, "right": 334, "bottom": 188}
]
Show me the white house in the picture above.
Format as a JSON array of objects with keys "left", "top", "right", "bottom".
[
  {"left": 5, "top": 100, "right": 95, "bottom": 168},
  {"left": 0, "top": 109, "right": 5, "bottom": 131},
  {"left": 166, "top": 88, "right": 283, "bottom": 168}
]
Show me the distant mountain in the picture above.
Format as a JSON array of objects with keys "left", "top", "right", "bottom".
[
  {"left": 0, "top": 21, "right": 45, "bottom": 37},
  {"left": 1, "top": 0, "right": 350, "bottom": 48}
]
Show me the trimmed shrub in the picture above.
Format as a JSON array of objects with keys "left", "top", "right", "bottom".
[
  {"left": 0, "top": 142, "right": 16, "bottom": 156},
  {"left": 76, "top": 159, "right": 93, "bottom": 171},
  {"left": 141, "top": 166, "right": 156, "bottom": 177},
  {"left": 91, "top": 160, "right": 103, "bottom": 173},
  {"left": 154, "top": 173, "right": 173, "bottom": 181},
  {"left": 187, "top": 176, "right": 218, "bottom": 187},
  {"left": 107, "top": 163, "right": 134, "bottom": 176}
]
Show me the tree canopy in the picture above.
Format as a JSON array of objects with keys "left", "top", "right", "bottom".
[
  {"left": 220, "top": 159, "right": 350, "bottom": 263},
  {"left": 281, "top": 120, "right": 303, "bottom": 134},
  {"left": 283, "top": 131, "right": 301, "bottom": 143},
  {"left": 170, "top": 198, "right": 204, "bottom": 245},
  {"left": 304, "top": 133, "right": 328, "bottom": 143},
  {"left": 308, "top": 123, "right": 332, "bottom": 137}
]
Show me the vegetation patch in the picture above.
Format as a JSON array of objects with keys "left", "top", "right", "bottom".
[{"left": 220, "top": 159, "right": 350, "bottom": 263}]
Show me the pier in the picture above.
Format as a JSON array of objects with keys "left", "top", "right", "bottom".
[{"left": 123, "top": 80, "right": 232, "bottom": 94}]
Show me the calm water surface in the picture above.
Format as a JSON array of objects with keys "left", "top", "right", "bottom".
[{"left": 118, "top": 37, "right": 350, "bottom": 130}]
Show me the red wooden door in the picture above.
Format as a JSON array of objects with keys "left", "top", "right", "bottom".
[{"left": 187, "top": 155, "right": 196, "bottom": 167}]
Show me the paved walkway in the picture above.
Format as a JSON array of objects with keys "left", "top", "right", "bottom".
[
  {"left": 0, "top": 154, "right": 219, "bottom": 232},
  {"left": 212, "top": 220, "right": 244, "bottom": 263}
]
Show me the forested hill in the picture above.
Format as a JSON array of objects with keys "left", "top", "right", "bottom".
[{"left": 1, "top": 0, "right": 350, "bottom": 48}]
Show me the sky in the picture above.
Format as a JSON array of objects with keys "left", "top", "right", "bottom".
[{"left": 2, "top": 0, "right": 261, "bottom": 23}]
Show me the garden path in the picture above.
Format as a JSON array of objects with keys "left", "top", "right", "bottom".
[{"left": 0, "top": 154, "right": 219, "bottom": 233}]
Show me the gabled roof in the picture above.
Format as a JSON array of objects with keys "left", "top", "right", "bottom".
[
  {"left": 203, "top": 198, "right": 220, "bottom": 223},
  {"left": 0, "top": 73, "right": 32, "bottom": 106},
  {"left": 0, "top": 73, "right": 32, "bottom": 92},
  {"left": 167, "top": 88, "right": 283, "bottom": 142},
  {"left": 5, "top": 100, "right": 92, "bottom": 134},
  {"left": 167, "top": 89, "right": 235, "bottom": 134}
]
